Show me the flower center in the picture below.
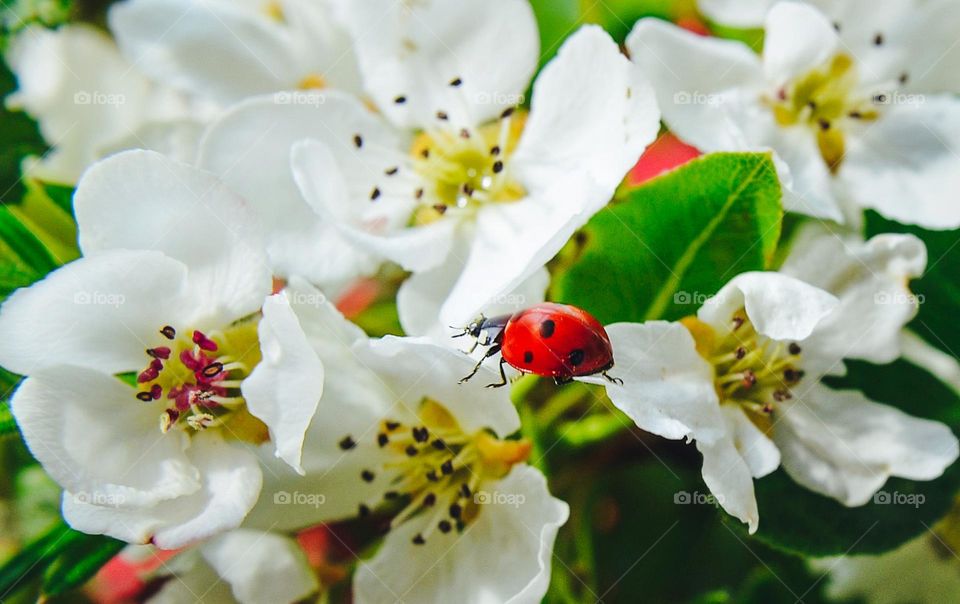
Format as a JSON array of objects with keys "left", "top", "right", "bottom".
[
  {"left": 682, "top": 312, "right": 804, "bottom": 429},
  {"left": 408, "top": 108, "right": 527, "bottom": 224},
  {"left": 338, "top": 399, "right": 530, "bottom": 545},
  {"left": 766, "top": 53, "right": 879, "bottom": 173},
  {"left": 133, "top": 321, "right": 267, "bottom": 442}
]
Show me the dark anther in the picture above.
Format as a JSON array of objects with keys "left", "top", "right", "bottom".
[
  {"left": 201, "top": 362, "right": 223, "bottom": 378},
  {"left": 385, "top": 166, "right": 399, "bottom": 176},
  {"left": 490, "top": 145, "right": 501, "bottom": 156},
  {"left": 353, "top": 134, "right": 363, "bottom": 148},
  {"left": 732, "top": 316, "right": 745, "bottom": 330},
  {"left": 420, "top": 148, "right": 430, "bottom": 159},
  {"left": 449, "top": 77, "right": 462, "bottom": 87},
  {"left": 415, "top": 188, "right": 425, "bottom": 199},
  {"left": 358, "top": 503, "right": 371, "bottom": 517},
  {"left": 492, "top": 160, "right": 504, "bottom": 174},
  {"left": 741, "top": 370, "right": 757, "bottom": 388},
  {"left": 385, "top": 421, "right": 400, "bottom": 431},
  {"left": 339, "top": 436, "right": 357, "bottom": 450},
  {"left": 436, "top": 110, "right": 449, "bottom": 121},
  {"left": 394, "top": 95, "right": 407, "bottom": 104},
  {"left": 874, "top": 33, "right": 884, "bottom": 46},
  {"left": 136, "top": 391, "right": 154, "bottom": 402},
  {"left": 426, "top": 470, "right": 439, "bottom": 482},
  {"left": 370, "top": 187, "right": 381, "bottom": 201},
  {"left": 160, "top": 325, "right": 176, "bottom": 340},
  {"left": 501, "top": 107, "right": 515, "bottom": 119},
  {"left": 459, "top": 128, "right": 471, "bottom": 139},
  {"left": 377, "top": 433, "right": 389, "bottom": 447},
  {"left": 735, "top": 347, "right": 747, "bottom": 360},
  {"left": 361, "top": 469, "right": 375, "bottom": 482},
  {"left": 423, "top": 493, "right": 437, "bottom": 507},
  {"left": 147, "top": 347, "right": 171, "bottom": 359},
  {"left": 432, "top": 439, "right": 446, "bottom": 450},
  {"left": 412, "top": 426, "right": 429, "bottom": 442},
  {"left": 449, "top": 503, "right": 462, "bottom": 519},
  {"left": 412, "top": 534, "right": 426, "bottom": 545},
  {"left": 441, "top": 460, "right": 454, "bottom": 475},
  {"left": 438, "top": 520, "right": 452, "bottom": 533},
  {"left": 460, "top": 483, "right": 472, "bottom": 498},
  {"left": 788, "top": 343, "right": 802, "bottom": 355},
  {"left": 405, "top": 445, "right": 418, "bottom": 457},
  {"left": 433, "top": 204, "right": 448, "bottom": 214},
  {"left": 818, "top": 119, "right": 831, "bottom": 131}
]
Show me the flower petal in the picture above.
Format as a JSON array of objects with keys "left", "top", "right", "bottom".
[
  {"left": 762, "top": 2, "right": 839, "bottom": 86},
  {"left": 331, "top": 0, "right": 538, "bottom": 129},
  {"left": 290, "top": 138, "right": 456, "bottom": 274},
  {"left": 696, "top": 412, "right": 761, "bottom": 534},
  {"left": 242, "top": 292, "right": 324, "bottom": 475},
  {"left": 513, "top": 25, "right": 660, "bottom": 191},
  {"left": 626, "top": 17, "right": 765, "bottom": 153},
  {"left": 354, "top": 465, "right": 568, "bottom": 604},
  {"left": 201, "top": 529, "right": 318, "bottom": 604},
  {"left": 12, "top": 365, "right": 199, "bottom": 508},
  {"left": 782, "top": 224, "right": 927, "bottom": 364},
  {"left": 110, "top": 0, "right": 304, "bottom": 103},
  {"left": 357, "top": 336, "right": 521, "bottom": 438},
  {"left": 0, "top": 250, "right": 190, "bottom": 375},
  {"left": 839, "top": 96, "right": 960, "bottom": 229},
  {"left": 62, "top": 435, "right": 262, "bottom": 548},
  {"left": 775, "top": 383, "right": 959, "bottom": 506},
  {"left": 75, "top": 150, "right": 271, "bottom": 325},
  {"left": 699, "top": 272, "right": 839, "bottom": 342},
  {"left": 438, "top": 174, "right": 603, "bottom": 327},
  {"left": 697, "top": 0, "right": 772, "bottom": 28},
  {"left": 580, "top": 322, "right": 726, "bottom": 444}
]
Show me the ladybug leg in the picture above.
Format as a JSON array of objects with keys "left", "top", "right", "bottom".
[
  {"left": 459, "top": 344, "right": 502, "bottom": 384},
  {"left": 553, "top": 375, "right": 573, "bottom": 386},
  {"left": 485, "top": 357, "right": 509, "bottom": 389},
  {"left": 602, "top": 370, "right": 624, "bottom": 386}
]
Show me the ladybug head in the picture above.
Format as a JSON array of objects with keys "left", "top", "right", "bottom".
[{"left": 451, "top": 314, "right": 486, "bottom": 340}]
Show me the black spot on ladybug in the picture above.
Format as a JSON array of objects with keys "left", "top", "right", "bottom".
[
  {"left": 539, "top": 319, "right": 555, "bottom": 338},
  {"left": 569, "top": 349, "right": 585, "bottom": 367},
  {"left": 523, "top": 351, "right": 534, "bottom": 363}
]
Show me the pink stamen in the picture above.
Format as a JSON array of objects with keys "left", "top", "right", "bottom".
[{"left": 192, "top": 330, "right": 218, "bottom": 352}]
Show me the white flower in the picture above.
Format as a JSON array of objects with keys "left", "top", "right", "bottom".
[
  {"left": 147, "top": 529, "right": 318, "bottom": 604},
  {"left": 199, "top": 0, "right": 659, "bottom": 331},
  {"left": 630, "top": 1, "right": 960, "bottom": 228},
  {"left": 5, "top": 24, "right": 212, "bottom": 184},
  {"left": 811, "top": 524, "right": 960, "bottom": 604},
  {"left": 586, "top": 231, "right": 958, "bottom": 532},
  {"left": 0, "top": 150, "right": 324, "bottom": 548},
  {"left": 109, "top": 0, "right": 362, "bottom": 105},
  {"left": 241, "top": 278, "right": 569, "bottom": 603}
]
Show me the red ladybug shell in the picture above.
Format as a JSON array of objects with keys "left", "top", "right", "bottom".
[{"left": 500, "top": 303, "right": 613, "bottom": 378}]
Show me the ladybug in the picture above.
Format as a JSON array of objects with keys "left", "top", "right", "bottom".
[{"left": 454, "top": 302, "right": 622, "bottom": 387}]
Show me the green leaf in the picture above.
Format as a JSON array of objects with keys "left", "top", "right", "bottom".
[
  {"left": 744, "top": 358, "right": 960, "bottom": 556},
  {"left": 865, "top": 212, "right": 960, "bottom": 358},
  {"left": 42, "top": 534, "right": 124, "bottom": 597},
  {"left": 0, "top": 206, "right": 58, "bottom": 276},
  {"left": 0, "top": 522, "right": 78, "bottom": 598},
  {"left": 0, "top": 56, "right": 47, "bottom": 204},
  {"left": 0, "top": 399, "right": 15, "bottom": 436},
  {"left": 551, "top": 152, "right": 782, "bottom": 324}
]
